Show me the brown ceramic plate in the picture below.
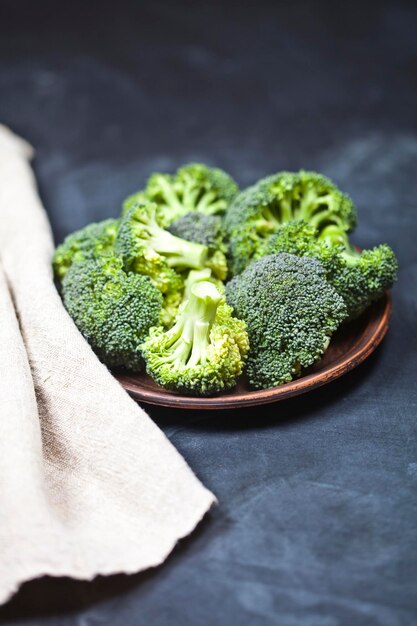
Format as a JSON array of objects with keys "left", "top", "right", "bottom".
[{"left": 115, "top": 293, "right": 391, "bottom": 410}]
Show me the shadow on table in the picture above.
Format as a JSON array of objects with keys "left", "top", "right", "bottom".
[
  {"left": 0, "top": 344, "right": 384, "bottom": 622},
  {"left": 148, "top": 341, "right": 386, "bottom": 432},
  {"left": 0, "top": 512, "right": 213, "bottom": 623}
]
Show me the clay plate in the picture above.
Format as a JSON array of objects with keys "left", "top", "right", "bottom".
[{"left": 115, "top": 293, "right": 391, "bottom": 410}]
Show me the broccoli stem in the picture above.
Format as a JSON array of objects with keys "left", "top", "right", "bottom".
[
  {"left": 188, "top": 321, "right": 210, "bottom": 366},
  {"left": 149, "top": 227, "right": 208, "bottom": 268},
  {"left": 155, "top": 175, "right": 185, "bottom": 215},
  {"left": 196, "top": 191, "right": 223, "bottom": 214},
  {"left": 340, "top": 247, "right": 362, "bottom": 265},
  {"left": 181, "top": 177, "right": 200, "bottom": 210},
  {"left": 159, "top": 281, "right": 221, "bottom": 369},
  {"left": 132, "top": 211, "right": 208, "bottom": 269},
  {"left": 318, "top": 224, "right": 351, "bottom": 248}
]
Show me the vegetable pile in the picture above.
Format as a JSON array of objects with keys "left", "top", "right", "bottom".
[{"left": 53, "top": 164, "right": 398, "bottom": 396}]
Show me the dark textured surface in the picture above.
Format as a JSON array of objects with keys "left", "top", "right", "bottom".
[{"left": 1, "top": 1, "right": 417, "bottom": 624}]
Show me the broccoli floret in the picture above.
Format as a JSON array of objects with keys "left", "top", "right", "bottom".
[
  {"left": 116, "top": 201, "right": 215, "bottom": 327},
  {"left": 332, "top": 244, "right": 397, "bottom": 320},
  {"left": 141, "top": 281, "right": 248, "bottom": 396},
  {"left": 62, "top": 256, "right": 162, "bottom": 371},
  {"left": 115, "top": 201, "right": 208, "bottom": 299},
  {"left": 122, "top": 190, "right": 148, "bottom": 215},
  {"left": 225, "top": 170, "right": 357, "bottom": 276},
  {"left": 139, "top": 163, "right": 238, "bottom": 226},
  {"left": 263, "top": 220, "right": 398, "bottom": 319},
  {"left": 169, "top": 212, "right": 228, "bottom": 280},
  {"left": 116, "top": 202, "right": 208, "bottom": 273},
  {"left": 226, "top": 253, "right": 347, "bottom": 390},
  {"left": 53, "top": 218, "right": 118, "bottom": 281}
]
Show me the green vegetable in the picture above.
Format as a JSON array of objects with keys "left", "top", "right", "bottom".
[
  {"left": 115, "top": 201, "right": 213, "bottom": 325},
  {"left": 52, "top": 162, "right": 397, "bottom": 396},
  {"left": 226, "top": 253, "right": 347, "bottom": 389},
  {"left": 224, "top": 170, "right": 357, "bottom": 276},
  {"left": 262, "top": 220, "right": 398, "bottom": 319},
  {"left": 124, "top": 163, "right": 238, "bottom": 227},
  {"left": 52, "top": 218, "right": 118, "bottom": 280},
  {"left": 116, "top": 201, "right": 208, "bottom": 276},
  {"left": 62, "top": 256, "right": 162, "bottom": 371},
  {"left": 169, "top": 212, "right": 228, "bottom": 280},
  {"left": 141, "top": 280, "right": 248, "bottom": 395},
  {"left": 122, "top": 190, "right": 148, "bottom": 215}
]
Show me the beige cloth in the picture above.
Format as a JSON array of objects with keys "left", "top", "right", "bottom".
[{"left": 0, "top": 126, "right": 215, "bottom": 605}]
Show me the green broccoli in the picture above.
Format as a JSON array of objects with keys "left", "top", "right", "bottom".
[
  {"left": 141, "top": 281, "right": 248, "bottom": 396},
  {"left": 122, "top": 189, "right": 148, "bottom": 215},
  {"left": 115, "top": 200, "right": 207, "bottom": 300},
  {"left": 62, "top": 256, "right": 163, "bottom": 371},
  {"left": 226, "top": 253, "right": 347, "bottom": 390},
  {"left": 169, "top": 212, "right": 228, "bottom": 280},
  {"left": 224, "top": 170, "right": 357, "bottom": 276},
  {"left": 182, "top": 268, "right": 225, "bottom": 302},
  {"left": 262, "top": 220, "right": 397, "bottom": 319},
  {"left": 129, "top": 163, "right": 239, "bottom": 226},
  {"left": 53, "top": 218, "right": 118, "bottom": 281}
]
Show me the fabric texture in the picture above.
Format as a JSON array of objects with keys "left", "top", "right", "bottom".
[{"left": 0, "top": 125, "right": 215, "bottom": 605}]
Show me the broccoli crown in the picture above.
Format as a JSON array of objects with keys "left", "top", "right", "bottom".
[
  {"left": 122, "top": 190, "right": 148, "bottom": 215},
  {"left": 169, "top": 212, "right": 225, "bottom": 250},
  {"left": 224, "top": 170, "right": 357, "bottom": 276},
  {"left": 53, "top": 218, "right": 118, "bottom": 281},
  {"left": 141, "top": 280, "right": 248, "bottom": 396},
  {"left": 263, "top": 220, "right": 398, "bottom": 320},
  {"left": 334, "top": 244, "right": 398, "bottom": 320},
  {"left": 142, "top": 162, "right": 238, "bottom": 226},
  {"left": 169, "top": 212, "right": 228, "bottom": 281},
  {"left": 62, "top": 256, "right": 163, "bottom": 371},
  {"left": 226, "top": 253, "right": 347, "bottom": 390}
]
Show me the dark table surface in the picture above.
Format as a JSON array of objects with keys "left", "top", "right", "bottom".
[{"left": 1, "top": 1, "right": 416, "bottom": 624}]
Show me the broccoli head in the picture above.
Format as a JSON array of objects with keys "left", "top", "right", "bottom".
[
  {"left": 226, "top": 253, "right": 347, "bottom": 390},
  {"left": 263, "top": 220, "right": 398, "bottom": 319},
  {"left": 169, "top": 212, "right": 228, "bottom": 280},
  {"left": 141, "top": 281, "right": 248, "bottom": 396},
  {"left": 62, "top": 256, "right": 163, "bottom": 371},
  {"left": 139, "top": 163, "right": 238, "bottom": 226},
  {"left": 224, "top": 170, "right": 357, "bottom": 276},
  {"left": 53, "top": 218, "right": 118, "bottom": 281},
  {"left": 122, "top": 190, "right": 148, "bottom": 215}
]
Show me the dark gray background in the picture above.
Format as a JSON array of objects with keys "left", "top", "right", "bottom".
[{"left": 1, "top": 1, "right": 416, "bottom": 624}]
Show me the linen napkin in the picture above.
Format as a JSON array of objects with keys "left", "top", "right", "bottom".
[{"left": 0, "top": 126, "right": 215, "bottom": 604}]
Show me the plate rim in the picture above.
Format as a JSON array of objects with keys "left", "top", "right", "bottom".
[{"left": 115, "top": 293, "right": 391, "bottom": 410}]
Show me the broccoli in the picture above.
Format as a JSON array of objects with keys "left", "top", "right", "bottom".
[
  {"left": 169, "top": 212, "right": 228, "bottom": 280},
  {"left": 115, "top": 200, "right": 207, "bottom": 300},
  {"left": 62, "top": 256, "right": 163, "bottom": 371},
  {"left": 116, "top": 202, "right": 208, "bottom": 273},
  {"left": 141, "top": 281, "right": 248, "bottom": 396},
  {"left": 224, "top": 170, "right": 357, "bottom": 276},
  {"left": 131, "top": 163, "right": 239, "bottom": 226},
  {"left": 53, "top": 218, "right": 118, "bottom": 281},
  {"left": 262, "top": 220, "right": 398, "bottom": 319},
  {"left": 182, "top": 268, "right": 225, "bottom": 302},
  {"left": 226, "top": 253, "right": 347, "bottom": 390},
  {"left": 183, "top": 268, "right": 213, "bottom": 300},
  {"left": 122, "top": 190, "right": 148, "bottom": 215}
]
